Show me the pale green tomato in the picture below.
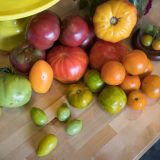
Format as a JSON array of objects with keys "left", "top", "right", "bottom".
[
  {"left": 31, "top": 107, "right": 48, "bottom": 126},
  {"left": 36, "top": 134, "right": 58, "bottom": 157},
  {"left": 57, "top": 103, "right": 71, "bottom": 122},
  {"left": 66, "top": 119, "right": 83, "bottom": 136}
]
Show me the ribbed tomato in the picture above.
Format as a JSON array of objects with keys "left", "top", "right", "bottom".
[{"left": 47, "top": 45, "right": 88, "bottom": 83}]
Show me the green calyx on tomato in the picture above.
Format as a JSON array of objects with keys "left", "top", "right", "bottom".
[
  {"left": 66, "top": 84, "right": 93, "bottom": 109},
  {"left": 98, "top": 85, "right": 127, "bottom": 114},
  {"left": 0, "top": 68, "right": 32, "bottom": 108},
  {"left": 84, "top": 69, "right": 104, "bottom": 93}
]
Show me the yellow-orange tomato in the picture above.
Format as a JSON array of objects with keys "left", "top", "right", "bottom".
[
  {"left": 128, "top": 90, "right": 147, "bottom": 110},
  {"left": 141, "top": 75, "right": 160, "bottom": 99},
  {"left": 152, "top": 39, "right": 160, "bottom": 50},
  {"left": 122, "top": 50, "right": 148, "bottom": 75},
  {"left": 101, "top": 61, "right": 126, "bottom": 85},
  {"left": 29, "top": 60, "right": 53, "bottom": 93},
  {"left": 120, "top": 75, "right": 141, "bottom": 93},
  {"left": 93, "top": 0, "right": 137, "bottom": 43}
]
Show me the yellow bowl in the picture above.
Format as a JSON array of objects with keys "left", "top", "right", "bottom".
[{"left": 0, "top": 0, "right": 60, "bottom": 21}]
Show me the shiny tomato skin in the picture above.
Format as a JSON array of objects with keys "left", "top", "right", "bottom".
[{"left": 47, "top": 45, "right": 88, "bottom": 83}]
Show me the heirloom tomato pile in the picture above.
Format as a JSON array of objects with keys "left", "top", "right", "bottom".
[{"left": 0, "top": 0, "right": 159, "bottom": 157}]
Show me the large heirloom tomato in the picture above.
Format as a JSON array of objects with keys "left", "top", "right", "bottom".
[
  {"left": 89, "top": 40, "right": 129, "bottom": 70},
  {"left": 47, "top": 46, "right": 88, "bottom": 83},
  {"left": 93, "top": 0, "right": 137, "bottom": 42}
]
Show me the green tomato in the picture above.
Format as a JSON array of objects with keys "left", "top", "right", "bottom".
[
  {"left": 36, "top": 134, "right": 58, "bottom": 157},
  {"left": 98, "top": 86, "right": 127, "bottom": 114},
  {"left": 141, "top": 34, "right": 153, "bottom": 47},
  {"left": 31, "top": 107, "right": 48, "bottom": 126},
  {"left": 66, "top": 119, "right": 83, "bottom": 136},
  {"left": 57, "top": 103, "right": 71, "bottom": 122},
  {"left": 144, "top": 24, "right": 154, "bottom": 35},
  {"left": 0, "top": 72, "right": 32, "bottom": 108},
  {"left": 66, "top": 84, "right": 93, "bottom": 109},
  {"left": 84, "top": 69, "right": 104, "bottom": 93}
]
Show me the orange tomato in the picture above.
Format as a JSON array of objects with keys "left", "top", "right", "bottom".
[
  {"left": 101, "top": 61, "right": 126, "bottom": 85},
  {"left": 29, "top": 60, "right": 53, "bottom": 93},
  {"left": 141, "top": 75, "right": 160, "bottom": 99},
  {"left": 127, "top": 90, "right": 147, "bottom": 110},
  {"left": 122, "top": 50, "right": 148, "bottom": 75},
  {"left": 120, "top": 75, "right": 141, "bottom": 93},
  {"left": 140, "top": 58, "right": 153, "bottom": 78}
]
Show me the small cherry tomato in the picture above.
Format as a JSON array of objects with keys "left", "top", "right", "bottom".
[
  {"left": 141, "top": 34, "right": 153, "bottom": 47},
  {"left": 152, "top": 39, "right": 160, "bottom": 50},
  {"left": 127, "top": 90, "right": 147, "bottom": 110}
]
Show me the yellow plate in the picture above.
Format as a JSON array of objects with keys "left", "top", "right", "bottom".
[{"left": 0, "top": 0, "right": 60, "bottom": 21}]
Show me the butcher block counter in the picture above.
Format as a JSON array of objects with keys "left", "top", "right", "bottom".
[{"left": 0, "top": 0, "right": 160, "bottom": 160}]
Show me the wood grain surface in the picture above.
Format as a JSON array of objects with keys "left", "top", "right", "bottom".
[{"left": 0, "top": 0, "right": 160, "bottom": 160}]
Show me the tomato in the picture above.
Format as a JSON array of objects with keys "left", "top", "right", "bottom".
[
  {"left": 141, "top": 34, "right": 153, "bottom": 47},
  {"left": 29, "top": 60, "right": 53, "bottom": 94},
  {"left": 120, "top": 75, "right": 141, "bottom": 93},
  {"left": 152, "top": 39, "right": 160, "bottom": 50},
  {"left": 30, "top": 107, "right": 48, "bottom": 126},
  {"left": 101, "top": 61, "right": 126, "bottom": 85},
  {"left": 36, "top": 134, "right": 58, "bottom": 157},
  {"left": 47, "top": 45, "right": 88, "bottom": 83},
  {"left": 122, "top": 50, "right": 148, "bottom": 75},
  {"left": 98, "top": 86, "right": 127, "bottom": 114},
  {"left": 127, "top": 90, "right": 147, "bottom": 110},
  {"left": 93, "top": 0, "right": 137, "bottom": 42},
  {"left": 66, "top": 84, "right": 93, "bottom": 109},
  {"left": 141, "top": 75, "right": 160, "bottom": 99},
  {"left": 0, "top": 69, "right": 32, "bottom": 108},
  {"left": 84, "top": 69, "right": 104, "bottom": 93},
  {"left": 66, "top": 119, "right": 83, "bottom": 136},
  {"left": 89, "top": 40, "right": 129, "bottom": 70}
]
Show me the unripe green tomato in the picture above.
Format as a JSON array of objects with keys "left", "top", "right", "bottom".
[
  {"left": 84, "top": 69, "right": 104, "bottom": 93},
  {"left": 141, "top": 34, "right": 153, "bottom": 47},
  {"left": 57, "top": 103, "right": 71, "bottom": 122},
  {"left": 66, "top": 119, "right": 83, "bottom": 136},
  {"left": 36, "top": 134, "right": 58, "bottom": 157},
  {"left": 30, "top": 107, "right": 48, "bottom": 126}
]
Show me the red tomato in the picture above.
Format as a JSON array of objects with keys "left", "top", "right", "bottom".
[
  {"left": 47, "top": 45, "right": 88, "bottom": 83},
  {"left": 89, "top": 40, "right": 129, "bottom": 70}
]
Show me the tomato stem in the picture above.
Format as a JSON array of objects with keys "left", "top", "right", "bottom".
[{"left": 110, "top": 17, "right": 118, "bottom": 25}]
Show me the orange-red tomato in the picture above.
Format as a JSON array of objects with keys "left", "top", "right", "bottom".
[
  {"left": 101, "top": 61, "right": 126, "bottom": 85},
  {"left": 141, "top": 75, "right": 160, "bottom": 99},
  {"left": 120, "top": 75, "right": 141, "bottom": 93},
  {"left": 122, "top": 50, "right": 148, "bottom": 75},
  {"left": 29, "top": 60, "right": 53, "bottom": 93},
  {"left": 127, "top": 90, "right": 147, "bottom": 110}
]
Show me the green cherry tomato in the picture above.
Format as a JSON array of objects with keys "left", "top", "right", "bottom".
[
  {"left": 66, "top": 84, "right": 93, "bottom": 109},
  {"left": 66, "top": 119, "right": 83, "bottom": 136},
  {"left": 31, "top": 107, "right": 48, "bottom": 126},
  {"left": 84, "top": 69, "right": 104, "bottom": 93},
  {"left": 36, "top": 134, "right": 58, "bottom": 157},
  {"left": 57, "top": 103, "right": 71, "bottom": 122},
  {"left": 141, "top": 34, "right": 153, "bottom": 47},
  {"left": 152, "top": 39, "right": 160, "bottom": 50}
]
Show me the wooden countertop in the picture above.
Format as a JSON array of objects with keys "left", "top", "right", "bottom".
[{"left": 0, "top": 1, "right": 160, "bottom": 160}]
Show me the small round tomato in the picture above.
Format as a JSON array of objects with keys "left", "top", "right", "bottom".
[
  {"left": 120, "top": 75, "right": 141, "bottom": 93},
  {"left": 128, "top": 90, "right": 147, "bottom": 110},
  {"left": 66, "top": 84, "right": 93, "bottom": 109},
  {"left": 84, "top": 69, "right": 104, "bottom": 93},
  {"left": 152, "top": 39, "right": 160, "bottom": 50},
  {"left": 29, "top": 60, "right": 53, "bottom": 93},
  {"left": 141, "top": 75, "right": 160, "bottom": 99},
  {"left": 141, "top": 34, "right": 153, "bottom": 47}
]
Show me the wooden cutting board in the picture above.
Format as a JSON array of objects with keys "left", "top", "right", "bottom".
[{"left": 0, "top": 1, "right": 160, "bottom": 160}]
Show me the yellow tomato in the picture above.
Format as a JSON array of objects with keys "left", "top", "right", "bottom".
[{"left": 93, "top": 0, "right": 137, "bottom": 42}]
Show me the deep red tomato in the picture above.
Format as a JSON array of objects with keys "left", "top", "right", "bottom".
[
  {"left": 47, "top": 45, "right": 88, "bottom": 83},
  {"left": 89, "top": 40, "right": 129, "bottom": 70}
]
